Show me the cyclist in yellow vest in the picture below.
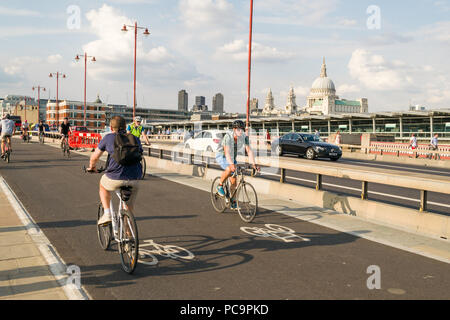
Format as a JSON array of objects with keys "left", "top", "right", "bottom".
[{"left": 127, "top": 116, "right": 150, "bottom": 145}]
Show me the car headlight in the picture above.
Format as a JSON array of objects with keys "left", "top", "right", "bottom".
[{"left": 315, "top": 146, "right": 325, "bottom": 152}]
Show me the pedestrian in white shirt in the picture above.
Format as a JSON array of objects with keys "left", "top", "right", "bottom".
[{"left": 335, "top": 131, "right": 342, "bottom": 145}]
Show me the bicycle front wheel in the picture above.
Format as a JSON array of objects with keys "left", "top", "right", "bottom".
[
  {"left": 140, "top": 157, "right": 146, "bottom": 180},
  {"left": 97, "top": 204, "right": 112, "bottom": 250},
  {"left": 119, "top": 209, "right": 139, "bottom": 274},
  {"left": 236, "top": 182, "right": 258, "bottom": 223},
  {"left": 211, "top": 177, "right": 227, "bottom": 213}
]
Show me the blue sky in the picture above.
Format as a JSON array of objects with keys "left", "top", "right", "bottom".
[{"left": 0, "top": 0, "right": 449, "bottom": 112}]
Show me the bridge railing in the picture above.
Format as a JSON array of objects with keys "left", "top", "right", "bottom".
[{"left": 142, "top": 142, "right": 450, "bottom": 213}]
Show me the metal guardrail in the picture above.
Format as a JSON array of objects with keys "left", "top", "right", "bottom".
[{"left": 143, "top": 143, "right": 450, "bottom": 213}]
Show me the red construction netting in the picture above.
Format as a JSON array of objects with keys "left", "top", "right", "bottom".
[{"left": 68, "top": 132, "right": 102, "bottom": 149}]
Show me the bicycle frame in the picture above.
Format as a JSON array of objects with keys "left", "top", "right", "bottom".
[
  {"left": 223, "top": 167, "right": 246, "bottom": 203},
  {"left": 109, "top": 190, "right": 136, "bottom": 244}
]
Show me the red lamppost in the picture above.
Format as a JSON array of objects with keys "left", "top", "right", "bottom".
[
  {"left": 32, "top": 85, "right": 46, "bottom": 121},
  {"left": 246, "top": 0, "right": 254, "bottom": 132},
  {"left": 75, "top": 53, "right": 96, "bottom": 127},
  {"left": 49, "top": 72, "right": 66, "bottom": 128},
  {"left": 121, "top": 22, "right": 150, "bottom": 119}
]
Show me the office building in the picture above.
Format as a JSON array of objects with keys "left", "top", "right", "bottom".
[{"left": 178, "top": 89, "right": 188, "bottom": 111}]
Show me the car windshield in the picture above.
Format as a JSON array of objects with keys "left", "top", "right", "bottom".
[{"left": 301, "top": 134, "right": 323, "bottom": 142}]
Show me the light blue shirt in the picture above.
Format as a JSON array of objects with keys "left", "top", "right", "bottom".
[
  {"left": 430, "top": 137, "right": 438, "bottom": 147},
  {"left": 0, "top": 119, "right": 15, "bottom": 135}
]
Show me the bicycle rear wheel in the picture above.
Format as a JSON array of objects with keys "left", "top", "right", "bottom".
[
  {"left": 119, "top": 209, "right": 139, "bottom": 274},
  {"left": 97, "top": 204, "right": 112, "bottom": 250},
  {"left": 140, "top": 157, "right": 146, "bottom": 180},
  {"left": 211, "top": 177, "right": 227, "bottom": 213},
  {"left": 236, "top": 182, "right": 258, "bottom": 223}
]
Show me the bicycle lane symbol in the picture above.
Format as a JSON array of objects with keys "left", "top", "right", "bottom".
[
  {"left": 240, "top": 224, "right": 311, "bottom": 243},
  {"left": 138, "top": 239, "right": 195, "bottom": 266}
]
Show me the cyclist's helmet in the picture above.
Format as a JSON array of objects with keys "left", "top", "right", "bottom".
[
  {"left": 4, "top": 113, "right": 10, "bottom": 119},
  {"left": 134, "top": 116, "right": 142, "bottom": 122},
  {"left": 232, "top": 120, "right": 245, "bottom": 130},
  {"left": 64, "top": 117, "right": 69, "bottom": 120}
]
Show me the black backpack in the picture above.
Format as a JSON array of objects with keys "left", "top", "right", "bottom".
[{"left": 112, "top": 132, "right": 142, "bottom": 166}]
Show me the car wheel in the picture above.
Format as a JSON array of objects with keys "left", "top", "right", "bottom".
[
  {"left": 275, "top": 145, "right": 283, "bottom": 156},
  {"left": 306, "top": 147, "right": 315, "bottom": 160},
  {"left": 206, "top": 146, "right": 213, "bottom": 152}
]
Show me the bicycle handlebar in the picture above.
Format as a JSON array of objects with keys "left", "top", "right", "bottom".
[
  {"left": 231, "top": 165, "right": 260, "bottom": 178},
  {"left": 82, "top": 165, "right": 105, "bottom": 174}
]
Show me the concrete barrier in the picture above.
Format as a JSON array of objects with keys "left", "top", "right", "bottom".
[{"left": 145, "top": 155, "right": 450, "bottom": 242}]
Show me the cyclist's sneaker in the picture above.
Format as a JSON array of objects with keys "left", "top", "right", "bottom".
[
  {"left": 98, "top": 212, "right": 112, "bottom": 226},
  {"left": 231, "top": 200, "right": 238, "bottom": 210},
  {"left": 216, "top": 185, "right": 225, "bottom": 197},
  {"left": 0, "top": 154, "right": 4, "bottom": 159}
]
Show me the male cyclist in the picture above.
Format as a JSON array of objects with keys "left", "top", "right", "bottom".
[
  {"left": 0, "top": 114, "right": 16, "bottom": 158},
  {"left": 60, "top": 117, "right": 71, "bottom": 148},
  {"left": 38, "top": 120, "right": 45, "bottom": 142},
  {"left": 87, "top": 116, "right": 143, "bottom": 226},
  {"left": 215, "top": 120, "right": 259, "bottom": 209},
  {"left": 127, "top": 116, "right": 150, "bottom": 145}
]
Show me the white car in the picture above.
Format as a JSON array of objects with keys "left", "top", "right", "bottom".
[{"left": 184, "top": 130, "right": 227, "bottom": 152}]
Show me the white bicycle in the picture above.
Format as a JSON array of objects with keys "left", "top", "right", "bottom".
[{"left": 84, "top": 166, "right": 139, "bottom": 274}]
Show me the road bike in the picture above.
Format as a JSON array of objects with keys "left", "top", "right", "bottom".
[
  {"left": 2, "top": 138, "right": 11, "bottom": 163},
  {"left": 211, "top": 165, "right": 259, "bottom": 223},
  {"left": 61, "top": 136, "right": 70, "bottom": 158},
  {"left": 22, "top": 131, "right": 31, "bottom": 143},
  {"left": 39, "top": 131, "right": 45, "bottom": 144},
  {"left": 84, "top": 166, "right": 139, "bottom": 274},
  {"left": 140, "top": 156, "right": 146, "bottom": 180}
]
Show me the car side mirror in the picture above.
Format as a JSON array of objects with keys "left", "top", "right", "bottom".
[{"left": 297, "top": 137, "right": 303, "bottom": 142}]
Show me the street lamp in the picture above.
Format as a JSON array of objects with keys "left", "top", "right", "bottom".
[
  {"left": 121, "top": 22, "right": 150, "bottom": 119},
  {"left": 32, "top": 85, "right": 46, "bottom": 122},
  {"left": 75, "top": 53, "right": 96, "bottom": 127},
  {"left": 49, "top": 72, "right": 66, "bottom": 127},
  {"left": 246, "top": 0, "right": 254, "bottom": 132}
]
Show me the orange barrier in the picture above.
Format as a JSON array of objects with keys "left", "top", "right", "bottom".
[{"left": 68, "top": 132, "right": 102, "bottom": 149}]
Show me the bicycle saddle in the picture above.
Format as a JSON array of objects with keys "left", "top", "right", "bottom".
[{"left": 120, "top": 186, "right": 133, "bottom": 202}]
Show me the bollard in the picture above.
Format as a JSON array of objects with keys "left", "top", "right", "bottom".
[
  {"left": 148, "top": 147, "right": 151, "bottom": 157},
  {"left": 280, "top": 168, "right": 286, "bottom": 183},
  {"left": 159, "top": 149, "right": 163, "bottom": 159},
  {"left": 316, "top": 174, "right": 322, "bottom": 191},
  {"left": 420, "top": 190, "right": 427, "bottom": 212},
  {"left": 361, "top": 181, "right": 368, "bottom": 200}
]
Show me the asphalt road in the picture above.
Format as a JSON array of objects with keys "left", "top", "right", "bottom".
[{"left": 1, "top": 141, "right": 450, "bottom": 300}]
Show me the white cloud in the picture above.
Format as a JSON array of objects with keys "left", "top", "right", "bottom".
[
  {"left": 419, "top": 21, "right": 450, "bottom": 44},
  {"left": 0, "top": 6, "right": 40, "bottom": 17},
  {"left": 338, "top": 19, "right": 357, "bottom": 27},
  {"left": 256, "top": 0, "right": 339, "bottom": 25},
  {"left": 81, "top": 4, "right": 206, "bottom": 86},
  {"left": 179, "top": 0, "right": 236, "bottom": 38},
  {"left": 348, "top": 49, "right": 413, "bottom": 91},
  {"left": 3, "top": 57, "right": 41, "bottom": 75},
  {"left": 47, "top": 54, "right": 63, "bottom": 64},
  {"left": 217, "top": 39, "right": 295, "bottom": 62},
  {"left": 337, "top": 84, "right": 360, "bottom": 94}
]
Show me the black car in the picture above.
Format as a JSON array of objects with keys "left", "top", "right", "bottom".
[{"left": 272, "top": 133, "right": 342, "bottom": 161}]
